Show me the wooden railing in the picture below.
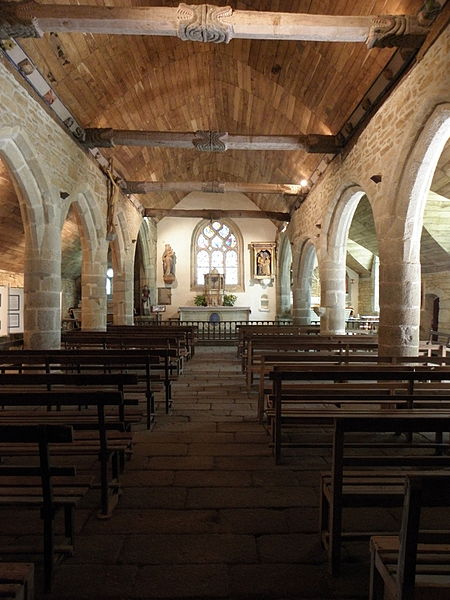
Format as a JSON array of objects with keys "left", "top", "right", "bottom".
[{"left": 162, "top": 319, "right": 292, "bottom": 341}]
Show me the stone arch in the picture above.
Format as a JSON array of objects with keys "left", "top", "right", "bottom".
[
  {"left": 399, "top": 103, "right": 450, "bottom": 262},
  {"left": 292, "top": 237, "right": 318, "bottom": 325},
  {"left": 319, "top": 184, "right": 372, "bottom": 333},
  {"left": 377, "top": 104, "right": 450, "bottom": 355},
  {"left": 0, "top": 127, "right": 51, "bottom": 250},
  {"left": 0, "top": 127, "right": 62, "bottom": 347},
  {"left": 135, "top": 217, "right": 157, "bottom": 313},
  {"left": 277, "top": 233, "right": 293, "bottom": 319},
  {"left": 61, "top": 186, "right": 102, "bottom": 264}
]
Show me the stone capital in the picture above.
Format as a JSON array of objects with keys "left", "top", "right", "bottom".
[
  {"left": 177, "top": 3, "right": 234, "bottom": 43},
  {"left": 193, "top": 130, "right": 228, "bottom": 152},
  {"left": 366, "top": 14, "right": 429, "bottom": 49},
  {"left": 0, "top": 1, "right": 43, "bottom": 39}
]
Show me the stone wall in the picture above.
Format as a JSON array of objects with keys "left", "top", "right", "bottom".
[
  {"left": 0, "top": 269, "right": 23, "bottom": 287},
  {"left": 288, "top": 29, "right": 449, "bottom": 351},
  {"left": 421, "top": 271, "right": 450, "bottom": 334}
]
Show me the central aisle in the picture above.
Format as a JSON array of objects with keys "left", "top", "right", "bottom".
[{"left": 42, "top": 346, "right": 370, "bottom": 599}]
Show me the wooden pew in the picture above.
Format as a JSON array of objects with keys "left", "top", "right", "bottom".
[
  {"left": 245, "top": 335, "right": 379, "bottom": 387},
  {"left": 258, "top": 354, "right": 450, "bottom": 421},
  {"left": 62, "top": 331, "right": 187, "bottom": 374},
  {"left": 269, "top": 368, "right": 450, "bottom": 463},
  {"left": 318, "top": 413, "right": 450, "bottom": 576},
  {"left": 0, "top": 349, "right": 175, "bottom": 425},
  {"left": 370, "top": 474, "right": 450, "bottom": 600},
  {"left": 0, "top": 424, "right": 91, "bottom": 592},
  {"left": 0, "top": 390, "right": 136, "bottom": 518},
  {"left": 107, "top": 324, "right": 198, "bottom": 358},
  {"left": 0, "top": 563, "right": 34, "bottom": 600}
]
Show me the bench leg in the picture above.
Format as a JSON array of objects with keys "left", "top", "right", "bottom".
[
  {"left": 41, "top": 507, "right": 55, "bottom": 593},
  {"left": 64, "top": 505, "right": 75, "bottom": 548},
  {"left": 369, "top": 547, "right": 385, "bottom": 600}
]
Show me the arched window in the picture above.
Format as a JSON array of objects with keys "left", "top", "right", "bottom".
[{"left": 191, "top": 219, "right": 244, "bottom": 291}]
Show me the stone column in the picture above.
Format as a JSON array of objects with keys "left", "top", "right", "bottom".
[
  {"left": 292, "top": 274, "right": 311, "bottom": 325},
  {"left": 81, "top": 243, "right": 108, "bottom": 331},
  {"left": 378, "top": 249, "right": 420, "bottom": 356},
  {"left": 23, "top": 224, "right": 62, "bottom": 349},
  {"left": 319, "top": 255, "right": 346, "bottom": 334},
  {"left": 112, "top": 260, "right": 134, "bottom": 325}
]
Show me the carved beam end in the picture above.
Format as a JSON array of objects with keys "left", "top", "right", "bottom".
[
  {"left": 302, "top": 134, "right": 342, "bottom": 154},
  {"left": 366, "top": 15, "right": 429, "bottom": 49},
  {"left": 83, "top": 128, "right": 115, "bottom": 148},
  {"left": 417, "top": 0, "right": 443, "bottom": 26},
  {"left": 0, "top": 1, "right": 43, "bottom": 39},
  {"left": 193, "top": 130, "right": 228, "bottom": 152},
  {"left": 177, "top": 3, "right": 234, "bottom": 43}
]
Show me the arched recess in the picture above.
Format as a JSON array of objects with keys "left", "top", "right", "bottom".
[
  {"left": 134, "top": 217, "right": 157, "bottom": 316},
  {"left": 277, "top": 233, "right": 293, "bottom": 319},
  {"left": 378, "top": 103, "right": 450, "bottom": 355},
  {"left": 292, "top": 238, "right": 318, "bottom": 325},
  {"left": 319, "top": 185, "right": 372, "bottom": 334},
  {"left": 62, "top": 186, "right": 108, "bottom": 331},
  {"left": 0, "top": 127, "right": 61, "bottom": 348}
]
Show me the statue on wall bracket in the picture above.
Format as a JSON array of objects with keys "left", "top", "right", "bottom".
[{"left": 162, "top": 243, "right": 176, "bottom": 284}]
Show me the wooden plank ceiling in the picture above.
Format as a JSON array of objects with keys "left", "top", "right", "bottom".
[
  {"left": 17, "top": 0, "right": 423, "bottom": 213},
  {"left": 4, "top": 0, "right": 447, "bottom": 280}
]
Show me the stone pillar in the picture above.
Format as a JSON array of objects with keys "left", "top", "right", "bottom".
[
  {"left": 378, "top": 251, "right": 420, "bottom": 356},
  {"left": 292, "top": 274, "right": 311, "bottom": 325},
  {"left": 81, "top": 243, "right": 108, "bottom": 331},
  {"left": 112, "top": 261, "right": 135, "bottom": 325},
  {"left": 319, "top": 255, "right": 346, "bottom": 334},
  {"left": 23, "top": 224, "right": 62, "bottom": 349}
]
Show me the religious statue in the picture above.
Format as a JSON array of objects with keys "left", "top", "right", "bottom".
[
  {"left": 141, "top": 285, "right": 151, "bottom": 315},
  {"left": 162, "top": 244, "right": 176, "bottom": 283},
  {"left": 257, "top": 250, "right": 271, "bottom": 276}
]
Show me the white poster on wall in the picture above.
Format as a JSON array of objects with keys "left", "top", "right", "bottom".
[
  {"left": 0, "top": 286, "right": 8, "bottom": 337},
  {"left": 8, "top": 287, "right": 24, "bottom": 334}
]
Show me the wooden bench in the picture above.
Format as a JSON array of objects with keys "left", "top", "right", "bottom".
[
  {"left": 0, "top": 424, "right": 91, "bottom": 592},
  {"left": 257, "top": 354, "right": 450, "bottom": 421},
  {"left": 107, "top": 324, "right": 198, "bottom": 358},
  {"left": 269, "top": 368, "right": 450, "bottom": 463},
  {"left": 370, "top": 474, "right": 450, "bottom": 600},
  {"left": 0, "top": 389, "right": 138, "bottom": 518},
  {"left": 245, "top": 335, "right": 379, "bottom": 388},
  {"left": 318, "top": 414, "right": 450, "bottom": 576},
  {"left": 0, "top": 349, "right": 176, "bottom": 425},
  {"left": 0, "top": 563, "right": 34, "bottom": 600},
  {"left": 62, "top": 331, "right": 187, "bottom": 374}
]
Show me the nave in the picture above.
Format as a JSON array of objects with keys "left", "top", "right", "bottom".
[{"left": 2, "top": 345, "right": 405, "bottom": 600}]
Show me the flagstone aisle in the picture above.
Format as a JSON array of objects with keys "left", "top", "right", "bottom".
[{"left": 35, "top": 346, "right": 375, "bottom": 599}]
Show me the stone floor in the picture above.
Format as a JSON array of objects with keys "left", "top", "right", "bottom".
[{"left": 3, "top": 346, "right": 397, "bottom": 599}]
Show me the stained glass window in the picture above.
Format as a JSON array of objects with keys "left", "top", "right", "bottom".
[{"left": 194, "top": 219, "right": 241, "bottom": 287}]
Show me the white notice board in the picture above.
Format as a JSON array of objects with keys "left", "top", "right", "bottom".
[{"left": 8, "top": 287, "right": 24, "bottom": 334}]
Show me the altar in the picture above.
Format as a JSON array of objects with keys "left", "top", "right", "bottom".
[{"left": 178, "top": 306, "right": 251, "bottom": 322}]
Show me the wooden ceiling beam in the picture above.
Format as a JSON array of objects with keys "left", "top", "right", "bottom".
[
  {"left": 124, "top": 181, "right": 306, "bottom": 196},
  {"left": 0, "top": 2, "right": 439, "bottom": 48},
  {"left": 143, "top": 208, "right": 291, "bottom": 221},
  {"left": 84, "top": 129, "right": 340, "bottom": 153}
]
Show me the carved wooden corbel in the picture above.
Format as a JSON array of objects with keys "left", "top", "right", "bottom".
[
  {"left": 0, "top": 1, "right": 43, "bottom": 39},
  {"left": 177, "top": 3, "right": 234, "bottom": 43},
  {"left": 366, "top": 15, "right": 430, "bottom": 49}
]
